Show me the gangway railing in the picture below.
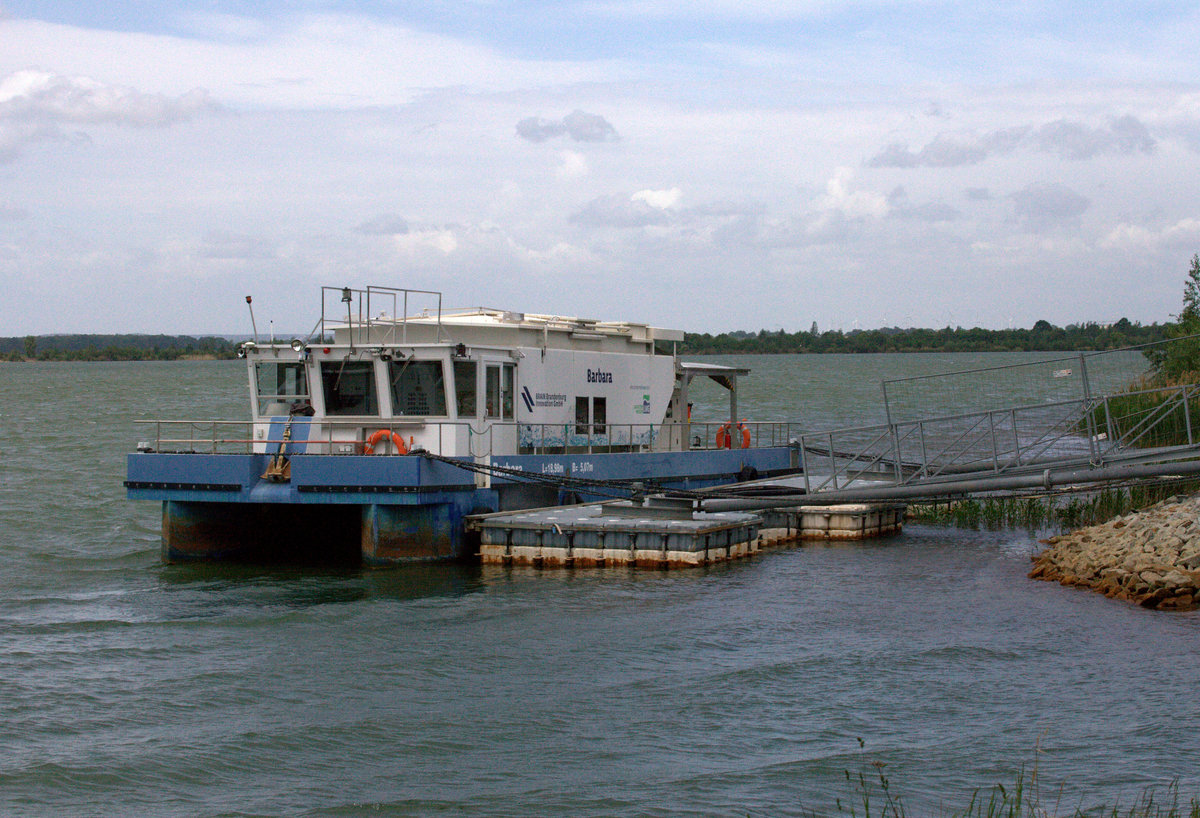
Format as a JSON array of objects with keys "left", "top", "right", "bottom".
[
  {"left": 799, "top": 360, "right": 1200, "bottom": 498},
  {"left": 799, "top": 399, "right": 1136, "bottom": 496}
]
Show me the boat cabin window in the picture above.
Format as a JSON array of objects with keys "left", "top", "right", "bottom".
[
  {"left": 575, "top": 396, "right": 606, "bottom": 435},
  {"left": 255, "top": 361, "right": 310, "bottom": 415},
  {"left": 321, "top": 360, "right": 379, "bottom": 416},
  {"left": 453, "top": 360, "right": 476, "bottom": 417},
  {"left": 388, "top": 359, "right": 447, "bottom": 416},
  {"left": 485, "top": 363, "right": 514, "bottom": 420},
  {"left": 575, "top": 397, "right": 589, "bottom": 435}
]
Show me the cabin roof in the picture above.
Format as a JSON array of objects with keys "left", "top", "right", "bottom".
[
  {"left": 677, "top": 361, "right": 752, "bottom": 376},
  {"left": 330, "top": 306, "right": 685, "bottom": 343}
]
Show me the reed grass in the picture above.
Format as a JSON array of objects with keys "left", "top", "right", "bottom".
[
  {"left": 912, "top": 369, "right": 1200, "bottom": 532},
  {"left": 1086, "top": 372, "right": 1200, "bottom": 450},
  {"left": 808, "top": 741, "right": 1200, "bottom": 818},
  {"left": 909, "top": 480, "right": 1200, "bottom": 532},
  {"left": 825, "top": 766, "right": 1200, "bottom": 818}
]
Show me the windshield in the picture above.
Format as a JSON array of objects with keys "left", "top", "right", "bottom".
[
  {"left": 320, "top": 360, "right": 379, "bottom": 416},
  {"left": 255, "top": 361, "right": 310, "bottom": 415},
  {"left": 389, "top": 359, "right": 448, "bottom": 416}
]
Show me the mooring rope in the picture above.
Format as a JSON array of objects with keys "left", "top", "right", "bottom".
[{"left": 412, "top": 448, "right": 818, "bottom": 503}]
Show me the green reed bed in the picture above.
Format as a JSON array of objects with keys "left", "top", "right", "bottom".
[
  {"left": 1085, "top": 372, "right": 1200, "bottom": 450},
  {"left": 909, "top": 480, "right": 1200, "bottom": 532},
  {"left": 824, "top": 769, "right": 1200, "bottom": 818},
  {"left": 809, "top": 745, "right": 1200, "bottom": 818}
]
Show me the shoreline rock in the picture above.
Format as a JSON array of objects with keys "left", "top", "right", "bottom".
[{"left": 1029, "top": 494, "right": 1200, "bottom": 611}]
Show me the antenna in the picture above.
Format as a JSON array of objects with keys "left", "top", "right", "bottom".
[{"left": 245, "top": 295, "right": 259, "bottom": 343}]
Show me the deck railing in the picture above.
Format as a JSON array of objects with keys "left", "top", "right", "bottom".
[
  {"left": 312, "top": 285, "right": 449, "bottom": 347},
  {"left": 134, "top": 418, "right": 805, "bottom": 458}
]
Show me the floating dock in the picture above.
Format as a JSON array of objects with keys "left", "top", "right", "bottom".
[
  {"left": 757, "top": 502, "right": 905, "bottom": 544},
  {"left": 475, "top": 497, "right": 761, "bottom": 567},
  {"left": 472, "top": 495, "right": 904, "bottom": 569}
]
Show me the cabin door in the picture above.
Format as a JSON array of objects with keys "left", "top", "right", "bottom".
[{"left": 484, "top": 362, "right": 517, "bottom": 454}]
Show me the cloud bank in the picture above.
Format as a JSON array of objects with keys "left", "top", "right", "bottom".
[
  {"left": 868, "top": 115, "right": 1156, "bottom": 168},
  {"left": 1010, "top": 183, "right": 1091, "bottom": 232},
  {"left": 0, "top": 68, "right": 216, "bottom": 162},
  {"left": 2, "top": 7, "right": 1200, "bottom": 335},
  {"left": 516, "top": 110, "right": 619, "bottom": 143}
]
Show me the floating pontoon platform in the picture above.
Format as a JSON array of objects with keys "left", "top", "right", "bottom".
[
  {"left": 471, "top": 494, "right": 904, "bottom": 569},
  {"left": 757, "top": 502, "right": 906, "bottom": 543}
]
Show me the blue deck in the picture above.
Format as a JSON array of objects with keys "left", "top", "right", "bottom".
[{"left": 127, "top": 447, "right": 796, "bottom": 503}]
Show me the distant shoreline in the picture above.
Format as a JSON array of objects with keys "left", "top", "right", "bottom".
[
  {"left": 0, "top": 333, "right": 238, "bottom": 362},
  {"left": 680, "top": 319, "right": 1168, "bottom": 355},
  {"left": 1, "top": 354, "right": 230, "bottom": 363},
  {"left": 1, "top": 320, "right": 1172, "bottom": 360}
]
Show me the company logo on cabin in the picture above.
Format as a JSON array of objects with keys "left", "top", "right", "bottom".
[
  {"left": 586, "top": 369, "right": 613, "bottom": 384},
  {"left": 521, "top": 386, "right": 567, "bottom": 412}
]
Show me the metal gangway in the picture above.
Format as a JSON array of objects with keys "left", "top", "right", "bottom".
[{"left": 701, "top": 339, "right": 1200, "bottom": 512}]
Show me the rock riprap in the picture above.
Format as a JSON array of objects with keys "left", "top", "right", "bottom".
[{"left": 1029, "top": 495, "right": 1200, "bottom": 610}]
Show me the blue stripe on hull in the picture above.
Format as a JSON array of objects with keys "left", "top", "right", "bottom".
[{"left": 131, "top": 447, "right": 799, "bottom": 563}]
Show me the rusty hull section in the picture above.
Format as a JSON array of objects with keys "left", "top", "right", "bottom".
[
  {"left": 163, "top": 500, "right": 361, "bottom": 564},
  {"left": 361, "top": 503, "right": 462, "bottom": 564}
]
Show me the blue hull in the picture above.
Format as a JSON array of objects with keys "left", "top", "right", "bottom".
[{"left": 127, "top": 448, "right": 799, "bottom": 564}]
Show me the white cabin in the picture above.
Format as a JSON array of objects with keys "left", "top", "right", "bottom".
[{"left": 240, "top": 285, "right": 743, "bottom": 460}]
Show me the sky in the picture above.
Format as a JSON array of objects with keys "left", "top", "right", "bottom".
[{"left": 2, "top": 2, "right": 1200, "bottom": 335}]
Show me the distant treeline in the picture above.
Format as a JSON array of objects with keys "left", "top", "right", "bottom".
[
  {"left": 0, "top": 318, "right": 1175, "bottom": 361},
  {"left": 680, "top": 318, "right": 1170, "bottom": 354},
  {"left": 0, "top": 334, "right": 237, "bottom": 361}
]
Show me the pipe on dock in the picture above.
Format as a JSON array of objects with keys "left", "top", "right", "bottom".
[{"left": 699, "top": 458, "right": 1200, "bottom": 513}]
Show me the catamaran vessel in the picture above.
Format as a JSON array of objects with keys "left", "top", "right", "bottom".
[{"left": 125, "top": 285, "right": 802, "bottom": 563}]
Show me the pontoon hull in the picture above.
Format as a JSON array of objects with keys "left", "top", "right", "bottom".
[{"left": 129, "top": 448, "right": 798, "bottom": 564}]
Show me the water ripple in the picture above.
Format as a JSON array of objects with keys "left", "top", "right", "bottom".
[{"left": 3, "top": 359, "right": 1200, "bottom": 816}]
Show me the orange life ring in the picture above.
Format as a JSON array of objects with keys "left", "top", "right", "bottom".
[
  {"left": 363, "top": 429, "right": 409, "bottom": 455},
  {"left": 716, "top": 422, "right": 751, "bottom": 449}
]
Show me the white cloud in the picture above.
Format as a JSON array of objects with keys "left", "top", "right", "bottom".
[
  {"left": 513, "top": 239, "right": 590, "bottom": 264},
  {"left": 570, "top": 193, "right": 674, "bottom": 228},
  {"left": 3, "top": 8, "right": 1200, "bottom": 334},
  {"left": 0, "top": 16, "right": 625, "bottom": 110},
  {"left": 395, "top": 229, "right": 458, "bottom": 255},
  {"left": 631, "top": 187, "right": 682, "bottom": 209},
  {"left": 820, "top": 168, "right": 888, "bottom": 219},
  {"left": 0, "top": 68, "right": 215, "bottom": 162},
  {"left": 1100, "top": 218, "right": 1200, "bottom": 252},
  {"left": 556, "top": 150, "right": 589, "bottom": 180},
  {"left": 0, "top": 68, "right": 215, "bottom": 125}
]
